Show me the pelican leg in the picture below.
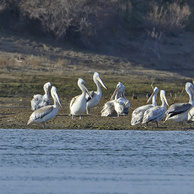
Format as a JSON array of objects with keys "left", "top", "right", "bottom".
[
  {"left": 86, "top": 108, "right": 90, "bottom": 115},
  {"left": 43, "top": 122, "right": 46, "bottom": 128},
  {"left": 156, "top": 121, "right": 158, "bottom": 128},
  {"left": 79, "top": 115, "right": 82, "bottom": 120}
]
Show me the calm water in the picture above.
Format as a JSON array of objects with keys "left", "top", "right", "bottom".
[{"left": 0, "top": 129, "right": 193, "bottom": 194}]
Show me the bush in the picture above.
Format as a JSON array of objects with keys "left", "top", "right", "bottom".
[
  {"left": 0, "top": 0, "right": 192, "bottom": 48},
  {"left": 145, "top": 1, "right": 191, "bottom": 36},
  {"left": 0, "top": 0, "right": 119, "bottom": 46}
]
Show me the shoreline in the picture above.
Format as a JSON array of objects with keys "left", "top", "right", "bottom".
[{"left": 0, "top": 103, "right": 193, "bottom": 130}]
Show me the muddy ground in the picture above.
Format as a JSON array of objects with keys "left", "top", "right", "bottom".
[{"left": 0, "top": 71, "right": 193, "bottom": 130}]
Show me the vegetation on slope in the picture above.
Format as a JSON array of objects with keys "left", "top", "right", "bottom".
[{"left": 0, "top": 0, "right": 192, "bottom": 47}]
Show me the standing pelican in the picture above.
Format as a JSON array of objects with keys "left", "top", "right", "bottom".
[
  {"left": 101, "top": 82, "right": 130, "bottom": 117},
  {"left": 188, "top": 107, "right": 194, "bottom": 121},
  {"left": 165, "top": 82, "right": 194, "bottom": 124},
  {"left": 27, "top": 86, "right": 62, "bottom": 128},
  {"left": 70, "top": 78, "right": 92, "bottom": 119},
  {"left": 85, "top": 72, "right": 107, "bottom": 114},
  {"left": 142, "top": 90, "right": 169, "bottom": 127},
  {"left": 31, "top": 82, "right": 52, "bottom": 110},
  {"left": 131, "top": 87, "right": 159, "bottom": 126}
]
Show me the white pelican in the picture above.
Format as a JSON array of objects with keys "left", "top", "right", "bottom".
[
  {"left": 131, "top": 87, "right": 159, "bottom": 126},
  {"left": 31, "top": 82, "right": 52, "bottom": 110},
  {"left": 142, "top": 90, "right": 169, "bottom": 127},
  {"left": 165, "top": 82, "right": 194, "bottom": 124},
  {"left": 85, "top": 72, "right": 107, "bottom": 114},
  {"left": 188, "top": 107, "right": 194, "bottom": 121},
  {"left": 101, "top": 82, "right": 130, "bottom": 117},
  {"left": 114, "top": 97, "right": 131, "bottom": 117},
  {"left": 70, "top": 78, "right": 92, "bottom": 119},
  {"left": 27, "top": 86, "right": 62, "bottom": 128}
]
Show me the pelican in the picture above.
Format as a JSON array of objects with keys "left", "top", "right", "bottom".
[
  {"left": 131, "top": 87, "right": 159, "bottom": 125},
  {"left": 142, "top": 90, "right": 169, "bottom": 127},
  {"left": 27, "top": 86, "right": 62, "bottom": 128},
  {"left": 114, "top": 97, "right": 131, "bottom": 117},
  {"left": 85, "top": 72, "right": 107, "bottom": 114},
  {"left": 188, "top": 107, "right": 194, "bottom": 121},
  {"left": 101, "top": 82, "right": 130, "bottom": 117},
  {"left": 165, "top": 82, "right": 194, "bottom": 124},
  {"left": 31, "top": 82, "right": 52, "bottom": 110},
  {"left": 70, "top": 78, "right": 92, "bottom": 119}
]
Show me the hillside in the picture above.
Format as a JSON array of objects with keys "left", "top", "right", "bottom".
[{"left": 0, "top": 0, "right": 194, "bottom": 80}]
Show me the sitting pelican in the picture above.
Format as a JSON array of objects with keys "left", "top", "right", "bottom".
[
  {"left": 31, "top": 82, "right": 52, "bottom": 110},
  {"left": 165, "top": 82, "right": 194, "bottom": 124},
  {"left": 101, "top": 82, "right": 130, "bottom": 117},
  {"left": 27, "top": 86, "right": 62, "bottom": 128},
  {"left": 70, "top": 78, "right": 92, "bottom": 119},
  {"left": 142, "top": 90, "right": 169, "bottom": 127},
  {"left": 188, "top": 107, "right": 194, "bottom": 121},
  {"left": 85, "top": 72, "right": 107, "bottom": 114},
  {"left": 114, "top": 97, "right": 131, "bottom": 117},
  {"left": 131, "top": 87, "right": 159, "bottom": 126}
]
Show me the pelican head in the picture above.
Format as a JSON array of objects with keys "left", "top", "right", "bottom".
[
  {"left": 185, "top": 82, "right": 194, "bottom": 104},
  {"left": 185, "top": 82, "right": 193, "bottom": 88},
  {"left": 185, "top": 82, "right": 194, "bottom": 92},
  {"left": 93, "top": 72, "right": 107, "bottom": 89},
  {"left": 111, "top": 82, "right": 125, "bottom": 100},
  {"left": 78, "top": 78, "right": 92, "bottom": 98},
  {"left": 160, "top": 90, "right": 169, "bottom": 106},
  {"left": 44, "top": 82, "right": 52, "bottom": 92},
  {"left": 51, "top": 86, "right": 62, "bottom": 107},
  {"left": 147, "top": 87, "right": 159, "bottom": 103}
]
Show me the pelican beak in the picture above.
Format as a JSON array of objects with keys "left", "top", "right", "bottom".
[
  {"left": 82, "top": 83, "right": 93, "bottom": 99},
  {"left": 97, "top": 77, "right": 107, "bottom": 89},
  {"left": 147, "top": 90, "right": 157, "bottom": 103},
  {"left": 191, "top": 84, "right": 194, "bottom": 95},
  {"left": 55, "top": 93, "right": 62, "bottom": 107},
  {"left": 59, "top": 102, "right": 62, "bottom": 108},
  {"left": 163, "top": 94, "right": 169, "bottom": 106},
  {"left": 111, "top": 86, "right": 121, "bottom": 100}
]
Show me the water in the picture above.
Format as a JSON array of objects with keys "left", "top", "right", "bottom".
[{"left": 0, "top": 129, "right": 193, "bottom": 194}]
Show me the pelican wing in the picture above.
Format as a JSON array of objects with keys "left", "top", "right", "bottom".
[
  {"left": 114, "top": 101, "right": 125, "bottom": 115},
  {"left": 31, "top": 94, "right": 43, "bottom": 110},
  {"left": 131, "top": 104, "right": 153, "bottom": 125},
  {"left": 133, "top": 104, "right": 153, "bottom": 116},
  {"left": 101, "top": 100, "right": 116, "bottom": 117},
  {"left": 38, "top": 98, "right": 50, "bottom": 108},
  {"left": 31, "top": 94, "right": 51, "bottom": 110},
  {"left": 166, "top": 103, "right": 192, "bottom": 117},
  {"left": 33, "top": 106, "right": 54, "bottom": 120},
  {"left": 124, "top": 100, "right": 130, "bottom": 114},
  {"left": 143, "top": 106, "right": 163, "bottom": 123},
  {"left": 28, "top": 106, "right": 54, "bottom": 125},
  {"left": 188, "top": 107, "right": 194, "bottom": 121},
  {"left": 70, "top": 96, "right": 77, "bottom": 108}
]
